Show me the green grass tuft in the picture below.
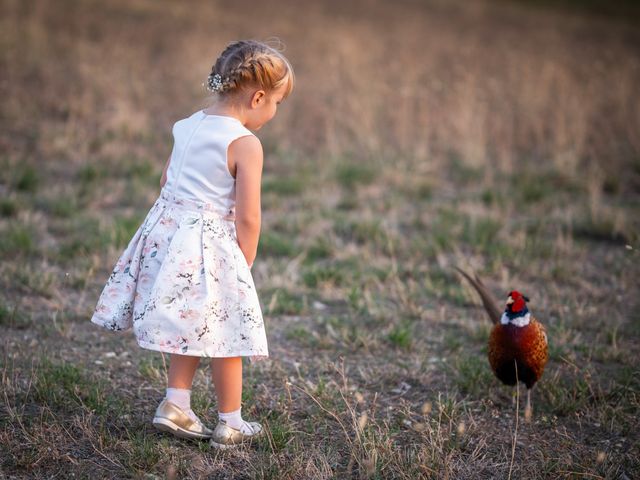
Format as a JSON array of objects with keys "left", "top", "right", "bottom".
[
  {"left": 127, "top": 159, "right": 155, "bottom": 179},
  {"left": 446, "top": 151, "right": 483, "bottom": 185},
  {"left": 480, "top": 188, "right": 505, "bottom": 207},
  {"left": 335, "top": 162, "right": 377, "bottom": 189},
  {"left": 260, "top": 411, "right": 293, "bottom": 452},
  {"left": 113, "top": 215, "right": 144, "bottom": 249},
  {"left": 572, "top": 215, "right": 633, "bottom": 244},
  {"left": 461, "top": 217, "right": 503, "bottom": 254},
  {"left": 266, "top": 288, "right": 307, "bottom": 315},
  {"left": 0, "top": 198, "right": 19, "bottom": 217},
  {"left": 0, "top": 223, "right": 36, "bottom": 257},
  {"left": 0, "top": 301, "right": 31, "bottom": 329},
  {"left": 424, "top": 268, "right": 468, "bottom": 306},
  {"left": 138, "top": 355, "right": 166, "bottom": 383},
  {"left": 451, "top": 353, "right": 494, "bottom": 396},
  {"left": 304, "top": 237, "right": 333, "bottom": 263},
  {"left": 122, "top": 429, "right": 162, "bottom": 472},
  {"left": 285, "top": 325, "right": 318, "bottom": 347},
  {"left": 35, "top": 194, "right": 79, "bottom": 218},
  {"left": 15, "top": 166, "right": 39, "bottom": 192},
  {"left": 57, "top": 216, "right": 110, "bottom": 260},
  {"left": 77, "top": 164, "right": 107, "bottom": 184},
  {"left": 259, "top": 231, "right": 297, "bottom": 257},
  {"left": 387, "top": 322, "right": 413, "bottom": 350},
  {"left": 333, "top": 217, "right": 384, "bottom": 246},
  {"left": 540, "top": 372, "right": 592, "bottom": 416},
  {"left": 263, "top": 176, "right": 305, "bottom": 196},
  {"left": 32, "top": 359, "right": 118, "bottom": 415},
  {"left": 302, "top": 264, "right": 345, "bottom": 288}
]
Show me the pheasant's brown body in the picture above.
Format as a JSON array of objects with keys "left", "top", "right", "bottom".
[
  {"left": 488, "top": 318, "right": 548, "bottom": 389},
  {"left": 455, "top": 267, "right": 549, "bottom": 418}
]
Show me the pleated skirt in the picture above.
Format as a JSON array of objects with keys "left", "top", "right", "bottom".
[{"left": 90, "top": 188, "right": 268, "bottom": 362}]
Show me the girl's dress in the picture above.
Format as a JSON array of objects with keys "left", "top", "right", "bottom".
[{"left": 90, "top": 110, "right": 268, "bottom": 362}]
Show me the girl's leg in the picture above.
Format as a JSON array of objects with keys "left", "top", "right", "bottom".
[
  {"left": 154, "top": 354, "right": 211, "bottom": 435},
  {"left": 210, "top": 357, "right": 262, "bottom": 438},
  {"left": 168, "top": 353, "right": 200, "bottom": 388},
  {"left": 210, "top": 357, "right": 242, "bottom": 412}
]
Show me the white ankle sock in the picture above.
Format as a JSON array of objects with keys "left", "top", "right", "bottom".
[
  {"left": 166, "top": 387, "right": 199, "bottom": 423},
  {"left": 218, "top": 407, "right": 253, "bottom": 434}
]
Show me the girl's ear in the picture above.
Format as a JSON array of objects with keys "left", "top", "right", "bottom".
[{"left": 250, "top": 89, "right": 266, "bottom": 108}]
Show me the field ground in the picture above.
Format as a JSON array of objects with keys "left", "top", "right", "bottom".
[{"left": 1, "top": 0, "right": 639, "bottom": 478}]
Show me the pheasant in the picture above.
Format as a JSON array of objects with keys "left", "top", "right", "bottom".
[{"left": 455, "top": 267, "right": 548, "bottom": 420}]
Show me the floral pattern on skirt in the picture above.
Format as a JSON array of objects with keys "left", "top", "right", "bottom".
[{"left": 90, "top": 190, "right": 268, "bottom": 363}]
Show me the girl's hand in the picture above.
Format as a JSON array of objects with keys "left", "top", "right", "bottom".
[{"left": 231, "top": 135, "right": 263, "bottom": 267}]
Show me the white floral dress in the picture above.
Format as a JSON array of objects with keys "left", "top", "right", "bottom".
[{"left": 91, "top": 111, "right": 268, "bottom": 362}]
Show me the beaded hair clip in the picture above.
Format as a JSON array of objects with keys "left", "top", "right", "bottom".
[{"left": 204, "top": 73, "right": 226, "bottom": 93}]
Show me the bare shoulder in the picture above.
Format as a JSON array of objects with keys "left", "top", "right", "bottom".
[
  {"left": 227, "top": 135, "right": 263, "bottom": 178},
  {"left": 229, "top": 135, "right": 263, "bottom": 164}
]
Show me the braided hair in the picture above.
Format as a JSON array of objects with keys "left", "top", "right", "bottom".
[{"left": 205, "top": 40, "right": 294, "bottom": 98}]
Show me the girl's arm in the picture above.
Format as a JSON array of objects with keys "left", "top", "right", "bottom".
[
  {"left": 229, "top": 135, "right": 263, "bottom": 268},
  {"left": 160, "top": 155, "right": 171, "bottom": 188}
]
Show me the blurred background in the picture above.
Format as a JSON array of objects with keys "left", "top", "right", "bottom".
[
  {"left": 1, "top": 0, "right": 639, "bottom": 478},
  {"left": 3, "top": 0, "right": 640, "bottom": 187}
]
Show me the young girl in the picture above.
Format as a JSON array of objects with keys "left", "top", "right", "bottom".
[{"left": 90, "top": 40, "right": 294, "bottom": 448}]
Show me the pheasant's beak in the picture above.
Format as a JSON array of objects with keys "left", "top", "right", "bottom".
[{"left": 506, "top": 296, "right": 514, "bottom": 305}]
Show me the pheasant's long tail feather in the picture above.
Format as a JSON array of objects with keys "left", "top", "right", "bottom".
[{"left": 455, "top": 267, "right": 501, "bottom": 325}]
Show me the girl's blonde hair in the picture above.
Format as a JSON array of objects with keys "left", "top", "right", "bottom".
[{"left": 206, "top": 40, "right": 294, "bottom": 99}]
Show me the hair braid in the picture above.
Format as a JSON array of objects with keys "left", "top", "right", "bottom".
[{"left": 204, "top": 40, "right": 294, "bottom": 98}]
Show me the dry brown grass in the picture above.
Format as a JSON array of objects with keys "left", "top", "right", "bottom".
[{"left": 1, "top": 0, "right": 639, "bottom": 478}]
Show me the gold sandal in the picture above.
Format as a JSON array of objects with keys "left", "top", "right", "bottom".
[
  {"left": 209, "top": 419, "right": 263, "bottom": 449},
  {"left": 152, "top": 399, "right": 213, "bottom": 440}
]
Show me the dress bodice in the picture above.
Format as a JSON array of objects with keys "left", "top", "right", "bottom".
[{"left": 163, "top": 110, "right": 255, "bottom": 216}]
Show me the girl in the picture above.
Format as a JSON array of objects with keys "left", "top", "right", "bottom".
[{"left": 90, "top": 40, "right": 294, "bottom": 448}]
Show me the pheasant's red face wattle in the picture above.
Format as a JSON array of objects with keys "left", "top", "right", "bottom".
[
  {"left": 507, "top": 290, "right": 528, "bottom": 313},
  {"left": 512, "top": 296, "right": 526, "bottom": 312}
]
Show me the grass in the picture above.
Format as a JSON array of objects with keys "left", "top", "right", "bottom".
[
  {"left": 302, "top": 264, "right": 345, "bottom": 288},
  {"left": 333, "top": 217, "right": 385, "bottom": 247},
  {"left": 29, "top": 358, "right": 124, "bottom": 416},
  {"left": 46, "top": 195, "right": 79, "bottom": 218},
  {"left": 15, "top": 165, "right": 39, "bottom": 192},
  {"left": 304, "top": 237, "right": 333, "bottom": 263},
  {"left": 386, "top": 322, "right": 413, "bottom": 350},
  {"left": 138, "top": 354, "right": 166, "bottom": 382},
  {"left": 113, "top": 214, "right": 144, "bottom": 249},
  {"left": 77, "top": 163, "right": 107, "bottom": 184},
  {"left": 1, "top": 0, "right": 639, "bottom": 478},
  {"left": 335, "top": 162, "right": 377, "bottom": 189},
  {"left": 0, "top": 301, "right": 31, "bottom": 329},
  {"left": 285, "top": 325, "right": 318, "bottom": 347},
  {"left": 57, "top": 216, "right": 111, "bottom": 260},
  {"left": 423, "top": 269, "right": 469, "bottom": 307},
  {"left": 0, "top": 222, "right": 36, "bottom": 257},
  {"left": 54, "top": 213, "right": 144, "bottom": 260},
  {"left": 263, "top": 175, "right": 305, "bottom": 196},
  {"left": 258, "top": 231, "right": 298, "bottom": 257},
  {"left": 541, "top": 369, "right": 593, "bottom": 416},
  {"left": 450, "top": 353, "right": 495, "bottom": 397},
  {"left": 572, "top": 214, "right": 632, "bottom": 245},
  {"left": 121, "top": 429, "right": 164, "bottom": 472},
  {"left": 265, "top": 288, "right": 307, "bottom": 315},
  {"left": 0, "top": 198, "right": 19, "bottom": 217},
  {"left": 260, "top": 410, "right": 294, "bottom": 452}
]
